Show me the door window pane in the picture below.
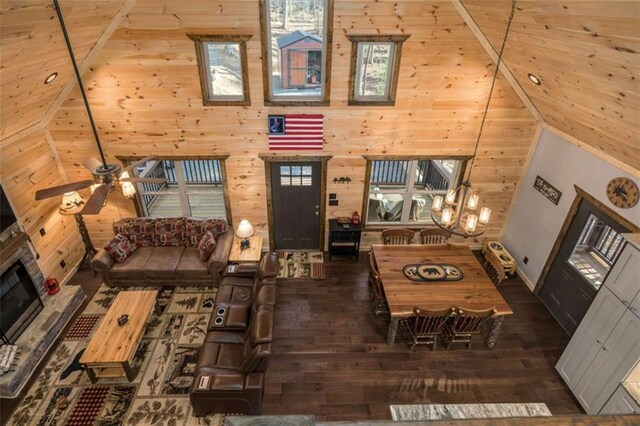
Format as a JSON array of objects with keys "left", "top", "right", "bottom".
[{"left": 568, "top": 214, "right": 624, "bottom": 289}]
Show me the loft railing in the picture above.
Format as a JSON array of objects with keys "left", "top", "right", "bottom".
[{"left": 370, "top": 160, "right": 451, "bottom": 191}]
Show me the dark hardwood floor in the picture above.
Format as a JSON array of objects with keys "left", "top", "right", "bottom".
[
  {"left": 262, "top": 253, "right": 583, "bottom": 422},
  {"left": 1, "top": 252, "right": 582, "bottom": 424}
]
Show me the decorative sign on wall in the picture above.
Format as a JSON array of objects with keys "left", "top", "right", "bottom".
[
  {"left": 268, "top": 114, "right": 324, "bottom": 150},
  {"left": 534, "top": 175, "right": 562, "bottom": 205}
]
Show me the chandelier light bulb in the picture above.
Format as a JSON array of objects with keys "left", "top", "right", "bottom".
[
  {"left": 465, "top": 214, "right": 478, "bottom": 232},
  {"left": 432, "top": 195, "right": 444, "bottom": 212},
  {"left": 445, "top": 189, "right": 456, "bottom": 205},
  {"left": 441, "top": 207, "right": 453, "bottom": 226},
  {"left": 479, "top": 207, "right": 491, "bottom": 225},
  {"left": 467, "top": 194, "right": 479, "bottom": 210}
]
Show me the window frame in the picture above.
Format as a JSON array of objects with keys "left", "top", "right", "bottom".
[
  {"left": 347, "top": 35, "right": 409, "bottom": 106},
  {"left": 119, "top": 156, "right": 233, "bottom": 225},
  {"left": 259, "top": 0, "right": 334, "bottom": 106},
  {"left": 188, "top": 34, "right": 252, "bottom": 106},
  {"left": 361, "top": 155, "right": 469, "bottom": 229}
]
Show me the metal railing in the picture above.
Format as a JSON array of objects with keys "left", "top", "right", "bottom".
[
  {"left": 370, "top": 160, "right": 450, "bottom": 190},
  {"left": 137, "top": 159, "right": 224, "bottom": 214}
]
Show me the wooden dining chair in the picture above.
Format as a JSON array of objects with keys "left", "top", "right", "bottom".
[
  {"left": 401, "top": 306, "right": 455, "bottom": 351},
  {"left": 444, "top": 307, "right": 498, "bottom": 349},
  {"left": 418, "top": 228, "right": 451, "bottom": 245},
  {"left": 484, "top": 251, "right": 507, "bottom": 287},
  {"left": 381, "top": 228, "right": 415, "bottom": 245},
  {"left": 368, "top": 251, "right": 388, "bottom": 316}
]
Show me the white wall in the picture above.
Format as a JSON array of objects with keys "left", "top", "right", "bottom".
[{"left": 503, "top": 129, "right": 640, "bottom": 289}]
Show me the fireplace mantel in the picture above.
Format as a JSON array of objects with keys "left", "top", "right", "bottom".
[{"left": 0, "top": 232, "right": 29, "bottom": 264}]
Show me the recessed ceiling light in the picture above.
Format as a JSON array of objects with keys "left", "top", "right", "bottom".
[
  {"left": 44, "top": 72, "right": 59, "bottom": 84},
  {"left": 527, "top": 73, "right": 541, "bottom": 85}
]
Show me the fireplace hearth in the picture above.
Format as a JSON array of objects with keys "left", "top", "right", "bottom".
[{"left": 1, "top": 260, "right": 44, "bottom": 344}]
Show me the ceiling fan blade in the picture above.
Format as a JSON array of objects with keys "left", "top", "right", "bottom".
[
  {"left": 83, "top": 158, "right": 102, "bottom": 173},
  {"left": 79, "top": 184, "right": 110, "bottom": 215},
  {"left": 122, "top": 157, "right": 155, "bottom": 174},
  {"left": 120, "top": 177, "right": 166, "bottom": 184},
  {"left": 35, "top": 180, "right": 96, "bottom": 201}
]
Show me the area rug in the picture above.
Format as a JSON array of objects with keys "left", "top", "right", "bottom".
[
  {"left": 277, "top": 251, "right": 325, "bottom": 279},
  {"left": 7, "top": 284, "right": 225, "bottom": 426}
]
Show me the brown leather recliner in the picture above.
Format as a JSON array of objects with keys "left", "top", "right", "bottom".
[
  {"left": 208, "top": 252, "right": 278, "bottom": 331},
  {"left": 191, "top": 308, "right": 274, "bottom": 416}
]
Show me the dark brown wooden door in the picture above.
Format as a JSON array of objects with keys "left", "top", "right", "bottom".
[
  {"left": 271, "top": 162, "right": 321, "bottom": 250},
  {"left": 539, "top": 199, "right": 629, "bottom": 335}
]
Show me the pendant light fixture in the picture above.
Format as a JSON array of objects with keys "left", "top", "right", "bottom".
[{"left": 431, "top": 0, "right": 518, "bottom": 237}]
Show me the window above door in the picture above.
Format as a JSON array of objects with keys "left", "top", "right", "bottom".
[
  {"left": 260, "top": 0, "right": 334, "bottom": 106},
  {"left": 347, "top": 35, "right": 409, "bottom": 106},
  {"left": 188, "top": 34, "right": 251, "bottom": 106}
]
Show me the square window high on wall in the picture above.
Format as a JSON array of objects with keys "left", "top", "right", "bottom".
[
  {"left": 260, "top": 0, "right": 334, "bottom": 105},
  {"left": 347, "top": 35, "right": 409, "bottom": 106},
  {"left": 364, "top": 158, "right": 465, "bottom": 226},
  {"left": 188, "top": 35, "right": 251, "bottom": 106}
]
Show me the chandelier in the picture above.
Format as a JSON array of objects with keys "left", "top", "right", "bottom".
[{"left": 431, "top": 0, "right": 517, "bottom": 237}]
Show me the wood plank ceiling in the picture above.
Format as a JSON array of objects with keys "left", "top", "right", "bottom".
[
  {"left": 0, "top": 0, "right": 127, "bottom": 139},
  {"left": 461, "top": 0, "right": 640, "bottom": 171}
]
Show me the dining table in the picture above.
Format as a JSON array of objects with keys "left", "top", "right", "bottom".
[{"left": 371, "top": 243, "right": 514, "bottom": 347}]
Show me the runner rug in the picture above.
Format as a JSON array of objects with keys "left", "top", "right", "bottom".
[
  {"left": 277, "top": 251, "right": 325, "bottom": 279},
  {"left": 7, "top": 284, "right": 224, "bottom": 426}
]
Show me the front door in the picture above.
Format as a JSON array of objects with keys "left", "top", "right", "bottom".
[
  {"left": 271, "top": 162, "right": 321, "bottom": 250},
  {"left": 539, "top": 199, "right": 629, "bottom": 335}
]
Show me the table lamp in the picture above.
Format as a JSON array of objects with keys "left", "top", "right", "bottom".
[{"left": 236, "top": 219, "right": 254, "bottom": 250}]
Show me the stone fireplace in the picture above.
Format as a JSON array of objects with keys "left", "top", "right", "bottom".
[{"left": 0, "top": 222, "right": 85, "bottom": 398}]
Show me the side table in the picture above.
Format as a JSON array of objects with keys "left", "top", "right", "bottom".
[
  {"left": 229, "top": 235, "right": 264, "bottom": 263},
  {"left": 328, "top": 219, "right": 362, "bottom": 261}
]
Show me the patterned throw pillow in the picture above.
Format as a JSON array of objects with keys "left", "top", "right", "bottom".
[
  {"left": 113, "top": 218, "right": 156, "bottom": 246},
  {"left": 197, "top": 230, "right": 217, "bottom": 261},
  {"left": 154, "top": 217, "right": 186, "bottom": 246},
  {"left": 185, "top": 218, "right": 228, "bottom": 246},
  {"left": 104, "top": 234, "right": 137, "bottom": 263}
]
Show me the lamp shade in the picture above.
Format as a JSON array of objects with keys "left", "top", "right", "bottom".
[
  {"left": 59, "top": 191, "right": 85, "bottom": 214},
  {"left": 236, "top": 219, "right": 254, "bottom": 238}
]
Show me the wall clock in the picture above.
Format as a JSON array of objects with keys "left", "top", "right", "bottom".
[{"left": 606, "top": 177, "right": 639, "bottom": 209}]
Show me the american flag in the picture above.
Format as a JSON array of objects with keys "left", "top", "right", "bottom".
[{"left": 268, "top": 114, "right": 324, "bottom": 150}]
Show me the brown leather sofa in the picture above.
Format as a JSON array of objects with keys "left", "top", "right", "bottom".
[
  {"left": 190, "top": 308, "right": 274, "bottom": 416},
  {"left": 208, "top": 252, "right": 278, "bottom": 331},
  {"left": 91, "top": 217, "right": 234, "bottom": 287}
]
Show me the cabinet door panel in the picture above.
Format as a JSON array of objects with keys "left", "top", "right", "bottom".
[
  {"left": 605, "top": 245, "right": 640, "bottom": 308},
  {"left": 574, "top": 311, "right": 640, "bottom": 414},
  {"left": 600, "top": 385, "right": 640, "bottom": 414},
  {"left": 556, "top": 287, "right": 626, "bottom": 389}
]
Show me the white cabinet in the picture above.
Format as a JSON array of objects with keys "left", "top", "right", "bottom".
[
  {"left": 573, "top": 310, "right": 640, "bottom": 413},
  {"left": 600, "top": 385, "right": 640, "bottom": 415},
  {"left": 606, "top": 246, "right": 640, "bottom": 308},
  {"left": 556, "top": 287, "right": 626, "bottom": 389},
  {"left": 556, "top": 237, "right": 640, "bottom": 415}
]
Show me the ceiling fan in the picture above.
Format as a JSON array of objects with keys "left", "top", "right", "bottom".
[{"left": 35, "top": 0, "right": 164, "bottom": 215}]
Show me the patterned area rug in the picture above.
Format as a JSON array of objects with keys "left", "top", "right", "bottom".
[
  {"left": 7, "top": 284, "right": 224, "bottom": 426},
  {"left": 277, "top": 251, "right": 325, "bottom": 279}
]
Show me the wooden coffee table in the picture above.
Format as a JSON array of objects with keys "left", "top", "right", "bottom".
[{"left": 80, "top": 290, "right": 157, "bottom": 383}]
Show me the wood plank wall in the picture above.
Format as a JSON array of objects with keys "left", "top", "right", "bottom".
[
  {"left": 49, "top": 0, "right": 538, "bottom": 249},
  {"left": 0, "top": 129, "right": 84, "bottom": 281}
]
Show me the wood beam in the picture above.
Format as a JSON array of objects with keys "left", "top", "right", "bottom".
[
  {"left": 451, "top": 0, "right": 543, "bottom": 122},
  {"left": 41, "top": 0, "right": 138, "bottom": 127}
]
